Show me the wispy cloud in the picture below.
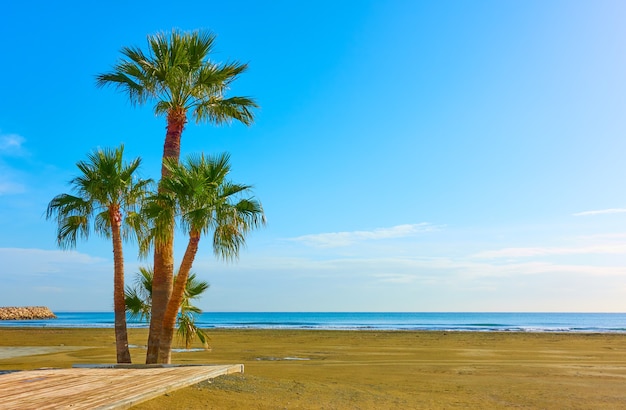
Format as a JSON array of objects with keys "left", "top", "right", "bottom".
[
  {"left": 189, "top": 240, "right": 626, "bottom": 311},
  {"left": 473, "top": 244, "right": 626, "bottom": 259},
  {"left": 0, "top": 180, "right": 25, "bottom": 195},
  {"left": 0, "top": 133, "right": 26, "bottom": 156},
  {"left": 0, "top": 133, "right": 28, "bottom": 195},
  {"left": 0, "top": 248, "right": 109, "bottom": 277},
  {"left": 33, "top": 286, "right": 65, "bottom": 293},
  {"left": 573, "top": 208, "right": 626, "bottom": 216},
  {"left": 370, "top": 273, "right": 419, "bottom": 284},
  {"left": 290, "top": 223, "right": 438, "bottom": 248},
  {"left": 0, "top": 248, "right": 116, "bottom": 310}
]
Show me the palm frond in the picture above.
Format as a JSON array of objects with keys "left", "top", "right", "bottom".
[
  {"left": 137, "top": 266, "right": 154, "bottom": 300},
  {"left": 176, "top": 312, "right": 210, "bottom": 349},
  {"left": 94, "top": 210, "right": 112, "bottom": 238},
  {"left": 46, "top": 145, "right": 151, "bottom": 248},
  {"left": 56, "top": 215, "right": 90, "bottom": 250},
  {"left": 141, "top": 192, "right": 177, "bottom": 248},
  {"left": 123, "top": 211, "right": 148, "bottom": 244},
  {"left": 159, "top": 152, "right": 265, "bottom": 262},
  {"left": 124, "top": 287, "right": 150, "bottom": 322},
  {"left": 96, "top": 29, "right": 257, "bottom": 126},
  {"left": 183, "top": 272, "right": 210, "bottom": 300},
  {"left": 46, "top": 194, "right": 92, "bottom": 249},
  {"left": 125, "top": 263, "right": 210, "bottom": 349},
  {"left": 194, "top": 96, "right": 257, "bottom": 126},
  {"left": 185, "top": 30, "right": 216, "bottom": 69}
]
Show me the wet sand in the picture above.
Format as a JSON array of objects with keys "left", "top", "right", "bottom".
[{"left": 1, "top": 328, "right": 625, "bottom": 408}]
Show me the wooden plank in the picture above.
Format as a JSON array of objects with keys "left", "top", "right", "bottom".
[
  {"left": 0, "top": 365, "right": 244, "bottom": 409},
  {"left": 0, "top": 364, "right": 243, "bottom": 410}
]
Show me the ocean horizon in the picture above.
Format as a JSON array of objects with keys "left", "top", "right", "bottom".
[{"left": 0, "top": 312, "right": 625, "bottom": 333}]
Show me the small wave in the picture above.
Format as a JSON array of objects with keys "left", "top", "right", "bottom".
[{"left": 3, "top": 312, "right": 626, "bottom": 333}]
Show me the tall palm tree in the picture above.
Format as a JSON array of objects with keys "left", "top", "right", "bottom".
[
  {"left": 148, "top": 153, "right": 265, "bottom": 363},
  {"left": 96, "top": 29, "right": 258, "bottom": 363},
  {"left": 125, "top": 267, "right": 210, "bottom": 349},
  {"left": 46, "top": 146, "right": 151, "bottom": 363}
]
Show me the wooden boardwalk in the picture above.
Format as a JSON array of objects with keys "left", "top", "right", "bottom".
[{"left": 0, "top": 364, "right": 243, "bottom": 409}]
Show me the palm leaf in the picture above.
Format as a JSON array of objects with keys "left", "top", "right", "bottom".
[{"left": 96, "top": 29, "right": 258, "bottom": 127}]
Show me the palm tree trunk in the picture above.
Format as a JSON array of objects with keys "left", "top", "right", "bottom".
[
  {"left": 111, "top": 207, "right": 132, "bottom": 364},
  {"left": 146, "top": 108, "right": 187, "bottom": 364},
  {"left": 157, "top": 232, "right": 200, "bottom": 364},
  {"left": 146, "top": 247, "right": 172, "bottom": 363}
]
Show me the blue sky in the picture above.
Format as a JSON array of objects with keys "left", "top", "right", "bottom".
[{"left": 2, "top": 1, "right": 626, "bottom": 312}]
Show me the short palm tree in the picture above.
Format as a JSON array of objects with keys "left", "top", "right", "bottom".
[
  {"left": 146, "top": 153, "right": 265, "bottom": 363},
  {"left": 125, "top": 267, "right": 210, "bottom": 349},
  {"left": 46, "top": 145, "right": 151, "bottom": 363},
  {"left": 124, "top": 266, "right": 154, "bottom": 322},
  {"left": 176, "top": 276, "right": 211, "bottom": 349},
  {"left": 96, "top": 30, "right": 258, "bottom": 363}
]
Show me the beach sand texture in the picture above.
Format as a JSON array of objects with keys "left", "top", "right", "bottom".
[{"left": 1, "top": 328, "right": 625, "bottom": 409}]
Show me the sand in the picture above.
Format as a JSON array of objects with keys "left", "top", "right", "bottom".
[{"left": 0, "top": 328, "right": 625, "bottom": 408}]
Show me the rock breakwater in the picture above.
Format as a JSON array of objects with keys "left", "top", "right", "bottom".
[{"left": 0, "top": 306, "right": 57, "bottom": 320}]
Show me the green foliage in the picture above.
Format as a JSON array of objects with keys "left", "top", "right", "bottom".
[
  {"left": 46, "top": 145, "right": 152, "bottom": 363},
  {"left": 125, "top": 267, "right": 211, "bottom": 349},
  {"left": 124, "top": 266, "right": 153, "bottom": 322},
  {"left": 45, "top": 145, "right": 152, "bottom": 248},
  {"left": 177, "top": 311, "right": 210, "bottom": 350},
  {"left": 142, "top": 152, "right": 265, "bottom": 260},
  {"left": 97, "top": 28, "right": 260, "bottom": 363},
  {"left": 96, "top": 29, "right": 258, "bottom": 126}
]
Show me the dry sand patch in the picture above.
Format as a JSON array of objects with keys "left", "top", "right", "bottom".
[{"left": 0, "top": 346, "right": 89, "bottom": 360}]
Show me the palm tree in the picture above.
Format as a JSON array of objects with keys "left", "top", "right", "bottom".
[
  {"left": 125, "top": 267, "right": 211, "bottom": 349},
  {"left": 96, "top": 29, "right": 258, "bottom": 363},
  {"left": 124, "top": 266, "right": 154, "bottom": 322},
  {"left": 177, "top": 310, "right": 210, "bottom": 350},
  {"left": 176, "top": 276, "right": 211, "bottom": 349},
  {"left": 150, "top": 153, "right": 265, "bottom": 363},
  {"left": 46, "top": 145, "right": 151, "bottom": 363}
]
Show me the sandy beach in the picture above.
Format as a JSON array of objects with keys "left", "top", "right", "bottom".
[{"left": 1, "top": 328, "right": 625, "bottom": 409}]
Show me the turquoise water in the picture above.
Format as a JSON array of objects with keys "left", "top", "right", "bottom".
[{"left": 0, "top": 312, "right": 625, "bottom": 332}]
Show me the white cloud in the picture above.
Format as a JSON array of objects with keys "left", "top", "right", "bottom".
[
  {"left": 573, "top": 208, "right": 626, "bottom": 216},
  {"left": 210, "top": 243, "right": 626, "bottom": 284},
  {"left": 0, "top": 248, "right": 125, "bottom": 311},
  {"left": 575, "top": 233, "right": 626, "bottom": 240},
  {"left": 0, "top": 180, "right": 25, "bottom": 195},
  {"left": 34, "top": 286, "right": 65, "bottom": 293},
  {"left": 473, "top": 244, "right": 626, "bottom": 259},
  {"left": 508, "top": 262, "right": 626, "bottom": 277},
  {"left": 192, "top": 248, "right": 626, "bottom": 311},
  {"left": 0, "top": 133, "right": 28, "bottom": 195},
  {"left": 370, "top": 273, "right": 418, "bottom": 284},
  {"left": 0, "top": 247, "right": 108, "bottom": 275},
  {"left": 0, "top": 133, "right": 26, "bottom": 156},
  {"left": 290, "top": 223, "right": 438, "bottom": 248}
]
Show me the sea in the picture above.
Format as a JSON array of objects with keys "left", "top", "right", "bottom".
[{"left": 0, "top": 312, "right": 625, "bottom": 333}]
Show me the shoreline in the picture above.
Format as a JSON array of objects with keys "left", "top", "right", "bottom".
[
  {"left": 1, "top": 328, "right": 626, "bottom": 408},
  {"left": 2, "top": 311, "right": 625, "bottom": 333},
  {"left": 0, "top": 322, "right": 626, "bottom": 336},
  {"left": 2, "top": 326, "right": 626, "bottom": 334}
]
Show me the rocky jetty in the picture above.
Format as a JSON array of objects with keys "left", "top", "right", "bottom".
[{"left": 0, "top": 306, "right": 57, "bottom": 320}]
